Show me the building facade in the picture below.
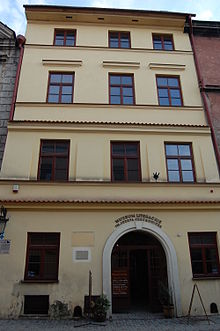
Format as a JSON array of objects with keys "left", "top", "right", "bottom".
[
  {"left": 0, "top": 22, "right": 24, "bottom": 169},
  {"left": 0, "top": 6, "right": 220, "bottom": 318}
]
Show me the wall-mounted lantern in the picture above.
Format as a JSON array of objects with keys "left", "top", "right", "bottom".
[{"left": 0, "top": 206, "right": 9, "bottom": 240}]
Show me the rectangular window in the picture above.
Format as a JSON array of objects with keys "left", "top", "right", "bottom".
[
  {"left": 165, "top": 143, "right": 195, "bottom": 182},
  {"left": 153, "top": 34, "right": 174, "bottom": 51},
  {"left": 156, "top": 76, "right": 183, "bottom": 106},
  {"left": 109, "top": 74, "right": 135, "bottom": 105},
  {"left": 38, "top": 140, "right": 70, "bottom": 181},
  {"left": 109, "top": 31, "right": 130, "bottom": 48},
  {"left": 111, "top": 142, "right": 141, "bottom": 182},
  {"left": 54, "top": 29, "right": 76, "bottom": 46},
  {"left": 188, "top": 233, "right": 220, "bottom": 278},
  {"left": 47, "top": 72, "right": 74, "bottom": 103},
  {"left": 25, "top": 233, "right": 60, "bottom": 281}
]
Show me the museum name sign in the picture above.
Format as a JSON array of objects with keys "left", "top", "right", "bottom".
[{"left": 115, "top": 214, "right": 162, "bottom": 228}]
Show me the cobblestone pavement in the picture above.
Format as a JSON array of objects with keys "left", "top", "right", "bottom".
[{"left": 1, "top": 313, "right": 220, "bottom": 331}]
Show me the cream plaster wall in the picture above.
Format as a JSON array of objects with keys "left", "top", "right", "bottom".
[
  {"left": 25, "top": 22, "right": 191, "bottom": 51},
  {"left": 16, "top": 46, "right": 201, "bottom": 107},
  {"left": 0, "top": 208, "right": 220, "bottom": 317},
  {"left": 1, "top": 128, "right": 219, "bottom": 183}
]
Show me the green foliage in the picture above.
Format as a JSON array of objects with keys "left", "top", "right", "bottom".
[{"left": 94, "top": 294, "right": 110, "bottom": 314}]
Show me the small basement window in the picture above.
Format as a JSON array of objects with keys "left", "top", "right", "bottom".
[{"left": 24, "top": 295, "right": 49, "bottom": 315}]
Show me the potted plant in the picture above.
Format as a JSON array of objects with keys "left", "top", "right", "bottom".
[
  {"left": 93, "top": 294, "right": 110, "bottom": 322},
  {"left": 158, "top": 281, "right": 174, "bottom": 318}
]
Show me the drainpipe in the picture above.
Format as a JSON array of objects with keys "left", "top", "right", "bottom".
[
  {"left": 188, "top": 15, "right": 220, "bottom": 176},
  {"left": 9, "top": 34, "right": 26, "bottom": 121}
]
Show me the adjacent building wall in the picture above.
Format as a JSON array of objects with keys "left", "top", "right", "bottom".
[{"left": 0, "top": 22, "right": 20, "bottom": 169}]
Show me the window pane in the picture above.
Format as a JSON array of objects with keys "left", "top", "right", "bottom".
[
  {"left": 110, "top": 87, "right": 120, "bottom": 95},
  {"left": 189, "top": 235, "right": 202, "bottom": 245},
  {"left": 159, "top": 97, "right": 169, "bottom": 106},
  {"left": 154, "top": 42, "right": 162, "bottom": 50},
  {"left": 207, "top": 262, "right": 219, "bottom": 274},
  {"left": 192, "top": 261, "right": 203, "bottom": 274},
  {"left": 62, "top": 86, "right": 72, "bottom": 94},
  {"left": 127, "top": 159, "right": 139, "bottom": 181},
  {"left": 125, "top": 144, "right": 138, "bottom": 155},
  {"left": 121, "top": 76, "right": 132, "bottom": 85},
  {"left": 121, "top": 41, "right": 130, "bottom": 48},
  {"left": 191, "top": 248, "right": 202, "bottom": 261},
  {"left": 61, "top": 95, "right": 72, "bottom": 103},
  {"left": 181, "top": 159, "right": 192, "bottom": 170},
  {"left": 110, "top": 76, "right": 120, "bottom": 85},
  {"left": 168, "top": 78, "right": 178, "bottom": 87},
  {"left": 206, "top": 248, "right": 217, "bottom": 261},
  {"left": 202, "top": 234, "right": 216, "bottom": 244},
  {"left": 166, "top": 145, "right": 178, "bottom": 156},
  {"left": 55, "top": 158, "right": 68, "bottom": 170},
  {"left": 123, "top": 96, "right": 133, "bottom": 104},
  {"left": 62, "top": 74, "right": 73, "bottom": 83},
  {"left": 42, "top": 143, "right": 54, "bottom": 154},
  {"left": 110, "top": 41, "right": 119, "bottom": 48},
  {"left": 50, "top": 74, "right": 62, "bottom": 83},
  {"left": 113, "top": 159, "right": 125, "bottom": 181},
  {"left": 44, "top": 250, "right": 57, "bottom": 279},
  {"left": 178, "top": 145, "right": 191, "bottom": 156},
  {"left": 123, "top": 87, "right": 133, "bottom": 96},
  {"left": 55, "top": 39, "right": 64, "bottom": 46},
  {"left": 164, "top": 43, "right": 173, "bottom": 50},
  {"left": 56, "top": 143, "right": 69, "bottom": 154},
  {"left": 39, "top": 158, "right": 53, "bottom": 180},
  {"left": 28, "top": 250, "right": 41, "bottom": 277},
  {"left": 167, "top": 159, "right": 179, "bottom": 170},
  {"left": 170, "top": 89, "right": 180, "bottom": 98},
  {"left": 49, "top": 86, "right": 59, "bottom": 94},
  {"left": 168, "top": 171, "right": 180, "bottom": 182},
  {"left": 112, "top": 144, "right": 124, "bottom": 155},
  {"left": 182, "top": 171, "right": 194, "bottom": 182},
  {"left": 158, "top": 89, "right": 168, "bottom": 97},
  {"left": 171, "top": 98, "right": 182, "bottom": 106},
  {"left": 48, "top": 94, "right": 59, "bottom": 103},
  {"left": 157, "top": 77, "right": 168, "bottom": 86},
  {"left": 110, "top": 96, "right": 121, "bottom": 104}
]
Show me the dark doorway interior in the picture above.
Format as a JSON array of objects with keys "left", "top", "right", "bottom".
[
  {"left": 130, "top": 249, "right": 148, "bottom": 310},
  {"left": 111, "top": 231, "right": 167, "bottom": 313}
]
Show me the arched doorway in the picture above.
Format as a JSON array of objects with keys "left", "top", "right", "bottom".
[
  {"left": 102, "top": 217, "right": 182, "bottom": 316},
  {"left": 111, "top": 231, "right": 167, "bottom": 313}
]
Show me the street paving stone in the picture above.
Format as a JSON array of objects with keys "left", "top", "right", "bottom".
[{"left": 1, "top": 313, "right": 220, "bottom": 331}]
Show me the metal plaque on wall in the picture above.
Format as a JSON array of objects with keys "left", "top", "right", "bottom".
[{"left": 0, "top": 240, "right": 11, "bottom": 254}]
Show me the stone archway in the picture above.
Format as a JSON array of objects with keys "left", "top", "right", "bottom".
[{"left": 102, "top": 215, "right": 182, "bottom": 316}]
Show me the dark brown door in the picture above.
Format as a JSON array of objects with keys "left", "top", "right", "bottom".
[{"left": 111, "top": 238, "right": 167, "bottom": 312}]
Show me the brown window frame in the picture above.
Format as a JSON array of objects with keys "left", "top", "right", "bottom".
[
  {"left": 152, "top": 34, "right": 174, "bottom": 51},
  {"left": 109, "top": 73, "right": 135, "bottom": 105},
  {"left": 38, "top": 140, "right": 70, "bottom": 181},
  {"left": 188, "top": 232, "right": 220, "bottom": 278},
  {"left": 108, "top": 31, "right": 131, "bottom": 48},
  {"left": 111, "top": 141, "right": 141, "bottom": 182},
  {"left": 165, "top": 142, "right": 196, "bottom": 183},
  {"left": 53, "top": 29, "right": 76, "bottom": 46},
  {"left": 24, "top": 233, "right": 60, "bottom": 282},
  {"left": 47, "top": 72, "right": 74, "bottom": 104},
  {"left": 156, "top": 75, "right": 183, "bottom": 107}
]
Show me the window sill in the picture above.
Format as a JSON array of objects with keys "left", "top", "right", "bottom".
[
  {"left": 192, "top": 276, "right": 220, "bottom": 280},
  {"left": 21, "top": 280, "right": 59, "bottom": 284}
]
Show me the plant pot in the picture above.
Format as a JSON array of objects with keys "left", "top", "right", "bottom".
[
  {"left": 163, "top": 305, "right": 174, "bottom": 318},
  {"left": 93, "top": 311, "right": 107, "bottom": 322}
]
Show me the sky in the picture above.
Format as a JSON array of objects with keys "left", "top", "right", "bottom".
[{"left": 1, "top": 0, "right": 220, "bottom": 35}]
